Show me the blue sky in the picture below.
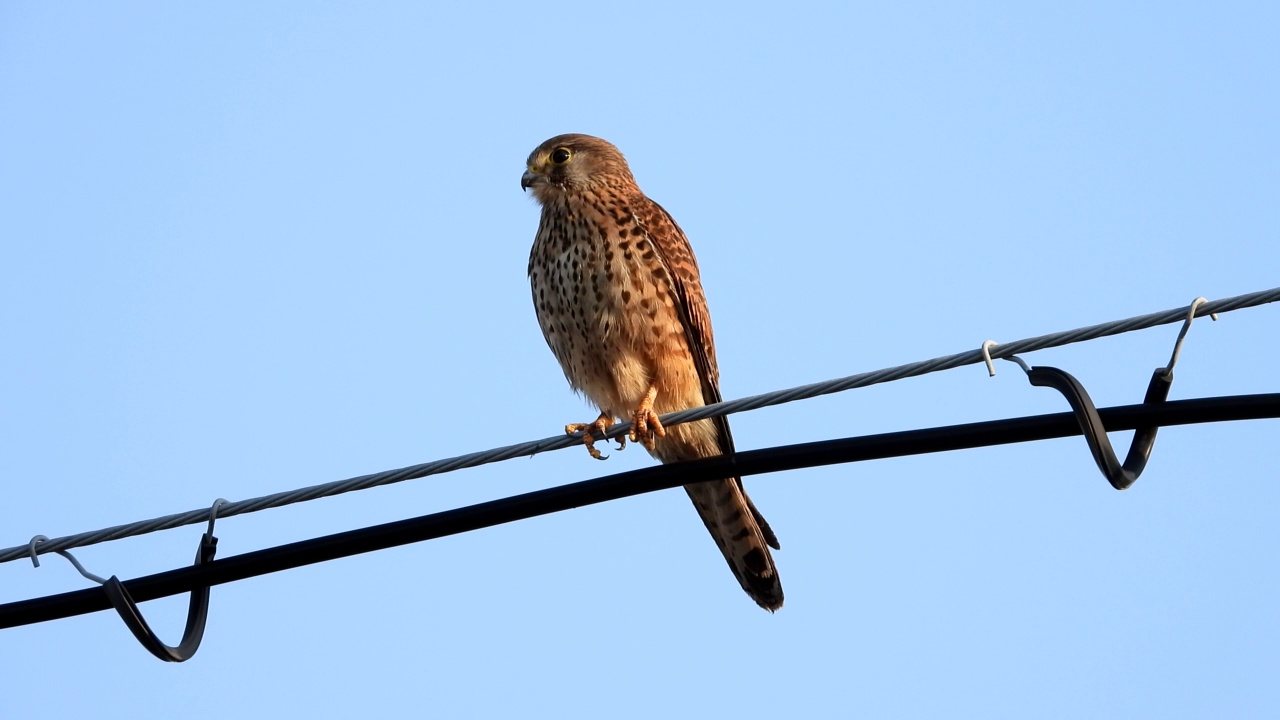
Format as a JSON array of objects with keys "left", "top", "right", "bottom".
[{"left": 2, "top": 2, "right": 1277, "bottom": 718}]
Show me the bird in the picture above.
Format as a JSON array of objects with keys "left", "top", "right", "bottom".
[{"left": 522, "top": 134, "right": 783, "bottom": 611}]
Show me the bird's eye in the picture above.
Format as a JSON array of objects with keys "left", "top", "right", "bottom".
[{"left": 550, "top": 147, "right": 572, "bottom": 165}]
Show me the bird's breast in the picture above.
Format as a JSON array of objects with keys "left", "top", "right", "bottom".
[{"left": 528, "top": 196, "right": 688, "bottom": 413}]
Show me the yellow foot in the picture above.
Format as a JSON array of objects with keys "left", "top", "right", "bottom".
[
  {"left": 565, "top": 413, "right": 624, "bottom": 460},
  {"left": 628, "top": 386, "right": 666, "bottom": 451}
]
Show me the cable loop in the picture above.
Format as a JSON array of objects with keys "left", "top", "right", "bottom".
[{"left": 1018, "top": 365, "right": 1171, "bottom": 490}]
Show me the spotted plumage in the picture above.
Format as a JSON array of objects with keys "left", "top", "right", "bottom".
[{"left": 522, "top": 134, "right": 783, "bottom": 611}]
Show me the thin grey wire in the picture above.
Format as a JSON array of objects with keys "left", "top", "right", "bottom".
[{"left": 4, "top": 286, "right": 1278, "bottom": 566}]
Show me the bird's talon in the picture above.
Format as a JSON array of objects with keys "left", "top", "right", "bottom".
[
  {"left": 565, "top": 414, "right": 616, "bottom": 461},
  {"left": 630, "top": 406, "right": 665, "bottom": 452}
]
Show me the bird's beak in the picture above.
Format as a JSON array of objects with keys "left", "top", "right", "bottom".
[{"left": 521, "top": 169, "right": 540, "bottom": 191}]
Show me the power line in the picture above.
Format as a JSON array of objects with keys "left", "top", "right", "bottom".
[
  {"left": 3, "top": 286, "right": 1278, "bottom": 566},
  {"left": 3, "top": 391, "right": 1277, "bottom": 630}
]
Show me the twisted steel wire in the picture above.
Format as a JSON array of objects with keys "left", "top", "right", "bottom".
[{"left": 4, "top": 286, "right": 1277, "bottom": 565}]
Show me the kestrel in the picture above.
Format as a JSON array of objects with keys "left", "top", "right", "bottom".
[{"left": 522, "top": 134, "right": 783, "bottom": 611}]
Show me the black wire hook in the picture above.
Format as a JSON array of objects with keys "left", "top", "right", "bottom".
[
  {"left": 100, "top": 498, "right": 226, "bottom": 662},
  {"left": 28, "top": 499, "right": 226, "bottom": 661},
  {"left": 1012, "top": 361, "right": 1169, "bottom": 490},
  {"left": 983, "top": 299, "right": 1214, "bottom": 490}
]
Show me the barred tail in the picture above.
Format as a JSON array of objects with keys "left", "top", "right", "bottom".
[{"left": 684, "top": 479, "right": 784, "bottom": 611}]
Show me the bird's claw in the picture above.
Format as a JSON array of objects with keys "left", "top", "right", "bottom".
[
  {"left": 565, "top": 414, "right": 618, "bottom": 461},
  {"left": 629, "top": 404, "right": 666, "bottom": 451}
]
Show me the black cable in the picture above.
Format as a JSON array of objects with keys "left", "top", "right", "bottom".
[{"left": 2, "top": 393, "right": 1277, "bottom": 630}]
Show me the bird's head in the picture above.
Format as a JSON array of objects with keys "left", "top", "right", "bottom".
[{"left": 521, "top": 134, "right": 637, "bottom": 204}]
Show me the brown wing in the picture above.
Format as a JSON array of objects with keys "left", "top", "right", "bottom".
[
  {"left": 633, "top": 199, "right": 721, "bottom": 401},
  {"left": 633, "top": 197, "right": 780, "bottom": 550}
]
